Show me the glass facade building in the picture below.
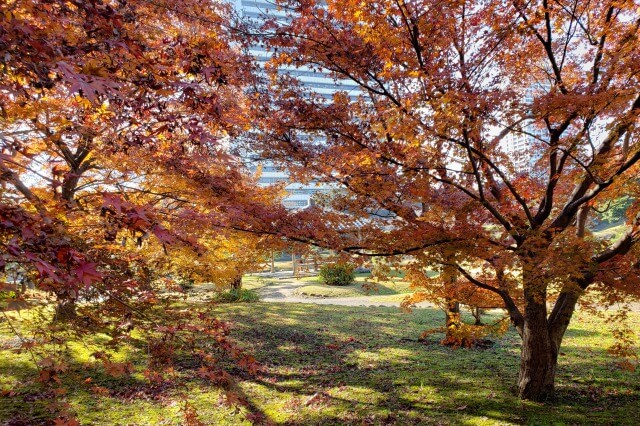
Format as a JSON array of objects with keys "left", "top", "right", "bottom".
[
  {"left": 235, "top": 0, "right": 359, "bottom": 209},
  {"left": 501, "top": 83, "right": 550, "bottom": 175}
]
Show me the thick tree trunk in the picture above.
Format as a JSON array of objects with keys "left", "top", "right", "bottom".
[
  {"left": 518, "top": 325, "right": 556, "bottom": 400},
  {"left": 445, "top": 299, "right": 461, "bottom": 330},
  {"left": 61, "top": 173, "right": 80, "bottom": 204},
  {"left": 517, "top": 286, "right": 556, "bottom": 401},
  {"left": 548, "top": 291, "right": 580, "bottom": 349}
]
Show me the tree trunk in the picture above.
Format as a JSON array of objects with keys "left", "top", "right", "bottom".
[
  {"left": 230, "top": 275, "right": 242, "bottom": 291},
  {"left": 472, "top": 307, "right": 483, "bottom": 325},
  {"left": 292, "top": 252, "right": 298, "bottom": 277},
  {"left": 576, "top": 205, "right": 589, "bottom": 238},
  {"left": 515, "top": 253, "right": 586, "bottom": 401},
  {"left": 548, "top": 291, "right": 580, "bottom": 351},
  {"left": 442, "top": 299, "right": 462, "bottom": 345},
  {"left": 517, "top": 287, "right": 556, "bottom": 401},
  {"left": 445, "top": 299, "right": 461, "bottom": 330},
  {"left": 54, "top": 299, "right": 77, "bottom": 322}
]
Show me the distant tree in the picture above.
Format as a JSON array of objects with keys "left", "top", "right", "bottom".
[
  {"left": 247, "top": 0, "right": 640, "bottom": 401},
  {"left": 594, "top": 195, "right": 633, "bottom": 225}
]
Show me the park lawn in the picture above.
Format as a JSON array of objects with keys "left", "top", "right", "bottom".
[
  {"left": 240, "top": 275, "right": 274, "bottom": 290},
  {"left": 1, "top": 303, "right": 639, "bottom": 425},
  {"left": 592, "top": 224, "right": 629, "bottom": 241},
  {"left": 296, "top": 272, "right": 415, "bottom": 298},
  {"left": 294, "top": 284, "right": 365, "bottom": 297}
]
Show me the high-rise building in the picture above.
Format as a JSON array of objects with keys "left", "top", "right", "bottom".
[
  {"left": 501, "top": 83, "right": 550, "bottom": 175},
  {"left": 235, "top": 0, "right": 360, "bottom": 209}
]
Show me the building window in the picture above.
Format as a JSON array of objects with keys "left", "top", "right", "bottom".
[
  {"left": 260, "top": 177, "right": 288, "bottom": 184},
  {"left": 283, "top": 199, "right": 309, "bottom": 208}
]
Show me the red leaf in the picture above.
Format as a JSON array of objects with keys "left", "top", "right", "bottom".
[
  {"left": 73, "top": 262, "right": 102, "bottom": 288},
  {"left": 151, "top": 225, "right": 176, "bottom": 244},
  {"left": 25, "top": 255, "right": 63, "bottom": 283},
  {"left": 57, "top": 61, "right": 120, "bottom": 103},
  {"left": 102, "top": 193, "right": 124, "bottom": 213}
]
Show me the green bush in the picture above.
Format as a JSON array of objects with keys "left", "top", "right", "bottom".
[
  {"left": 178, "top": 278, "right": 195, "bottom": 292},
  {"left": 319, "top": 263, "right": 356, "bottom": 286},
  {"left": 213, "top": 288, "right": 260, "bottom": 303}
]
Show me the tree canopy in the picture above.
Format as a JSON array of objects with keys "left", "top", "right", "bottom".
[
  {"left": 246, "top": 0, "right": 640, "bottom": 400},
  {"left": 1, "top": 1, "right": 280, "bottom": 420}
]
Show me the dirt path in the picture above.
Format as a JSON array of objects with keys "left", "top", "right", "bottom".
[
  {"left": 252, "top": 273, "right": 640, "bottom": 311},
  {"left": 254, "top": 273, "right": 423, "bottom": 307}
]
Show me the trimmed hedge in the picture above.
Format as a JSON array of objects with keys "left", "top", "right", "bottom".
[{"left": 319, "top": 263, "right": 356, "bottom": 286}]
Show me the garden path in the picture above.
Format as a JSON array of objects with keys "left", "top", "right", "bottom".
[{"left": 253, "top": 272, "right": 426, "bottom": 307}]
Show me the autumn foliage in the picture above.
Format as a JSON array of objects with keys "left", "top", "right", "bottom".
[
  {"left": 2, "top": 0, "right": 640, "bottom": 418},
  {"left": 245, "top": 0, "right": 640, "bottom": 401},
  {"left": 0, "top": 0, "right": 278, "bottom": 422}
]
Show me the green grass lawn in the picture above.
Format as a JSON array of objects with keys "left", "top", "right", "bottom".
[
  {"left": 1, "top": 303, "right": 639, "bottom": 425},
  {"left": 240, "top": 275, "right": 275, "bottom": 290}
]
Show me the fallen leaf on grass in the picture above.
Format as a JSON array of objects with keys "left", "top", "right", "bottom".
[{"left": 305, "top": 392, "right": 330, "bottom": 406}]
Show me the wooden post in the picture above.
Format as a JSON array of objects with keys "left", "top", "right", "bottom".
[{"left": 292, "top": 251, "right": 297, "bottom": 277}]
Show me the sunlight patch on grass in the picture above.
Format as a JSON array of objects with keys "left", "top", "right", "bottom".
[
  {"left": 294, "top": 275, "right": 413, "bottom": 299},
  {"left": 1, "top": 302, "right": 639, "bottom": 424},
  {"left": 295, "top": 284, "right": 365, "bottom": 297},
  {"left": 327, "top": 385, "right": 386, "bottom": 406}
]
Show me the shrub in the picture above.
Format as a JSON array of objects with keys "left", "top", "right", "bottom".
[
  {"left": 178, "top": 278, "right": 195, "bottom": 292},
  {"left": 213, "top": 288, "right": 260, "bottom": 303},
  {"left": 319, "top": 263, "right": 355, "bottom": 286}
]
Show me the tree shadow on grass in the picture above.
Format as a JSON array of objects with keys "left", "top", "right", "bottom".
[
  {"left": 0, "top": 361, "right": 82, "bottom": 426},
  {"left": 242, "top": 326, "right": 519, "bottom": 424},
  {"left": 216, "top": 303, "right": 640, "bottom": 425},
  {"left": 3, "top": 303, "right": 636, "bottom": 425}
]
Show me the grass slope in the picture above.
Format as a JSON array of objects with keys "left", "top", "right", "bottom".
[{"left": 1, "top": 303, "right": 639, "bottom": 425}]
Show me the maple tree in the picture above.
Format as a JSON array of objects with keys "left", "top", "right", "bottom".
[
  {"left": 403, "top": 263, "right": 508, "bottom": 347},
  {"left": 246, "top": 0, "right": 640, "bottom": 401},
  {"left": 1, "top": 0, "right": 279, "bottom": 422},
  {"left": 3, "top": 0, "right": 639, "bottom": 416},
  {"left": 0, "top": 0, "right": 287, "bottom": 297}
]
